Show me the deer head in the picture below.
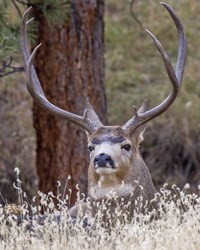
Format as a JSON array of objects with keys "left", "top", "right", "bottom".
[{"left": 20, "top": 3, "right": 186, "bottom": 208}]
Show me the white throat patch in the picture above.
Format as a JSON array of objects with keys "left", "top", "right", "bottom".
[{"left": 89, "top": 182, "right": 136, "bottom": 200}]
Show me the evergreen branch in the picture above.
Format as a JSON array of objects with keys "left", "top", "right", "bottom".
[
  {"left": 32, "top": 0, "right": 71, "bottom": 27},
  {"left": 0, "top": 0, "right": 71, "bottom": 78},
  {"left": 0, "top": 57, "right": 24, "bottom": 78},
  {"left": 0, "top": 6, "right": 10, "bottom": 30},
  {"left": 14, "top": 0, "right": 29, "bottom": 6},
  {"left": 12, "top": 0, "right": 22, "bottom": 18}
]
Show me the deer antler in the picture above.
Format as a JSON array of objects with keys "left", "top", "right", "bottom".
[
  {"left": 20, "top": 7, "right": 103, "bottom": 134},
  {"left": 122, "top": 2, "right": 187, "bottom": 134}
]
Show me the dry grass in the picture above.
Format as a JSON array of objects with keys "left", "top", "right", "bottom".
[
  {"left": 0, "top": 175, "right": 199, "bottom": 250},
  {"left": 1, "top": 0, "right": 200, "bottom": 208}
]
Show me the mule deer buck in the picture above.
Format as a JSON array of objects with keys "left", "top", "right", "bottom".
[{"left": 20, "top": 3, "right": 186, "bottom": 219}]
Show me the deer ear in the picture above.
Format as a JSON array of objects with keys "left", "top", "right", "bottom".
[
  {"left": 133, "top": 125, "right": 146, "bottom": 145},
  {"left": 85, "top": 130, "right": 90, "bottom": 141},
  {"left": 85, "top": 131, "right": 91, "bottom": 142},
  {"left": 131, "top": 101, "right": 147, "bottom": 144}
]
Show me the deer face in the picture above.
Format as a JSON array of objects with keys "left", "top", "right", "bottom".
[{"left": 87, "top": 127, "right": 144, "bottom": 181}]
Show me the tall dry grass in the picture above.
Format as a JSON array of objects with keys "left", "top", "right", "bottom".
[
  {"left": 0, "top": 0, "right": 200, "bottom": 206},
  {"left": 0, "top": 171, "right": 200, "bottom": 250}
]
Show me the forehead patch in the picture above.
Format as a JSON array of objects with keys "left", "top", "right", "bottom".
[{"left": 91, "top": 135, "right": 125, "bottom": 145}]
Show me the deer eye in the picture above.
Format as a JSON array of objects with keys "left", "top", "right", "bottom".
[
  {"left": 88, "top": 146, "right": 94, "bottom": 152},
  {"left": 121, "top": 144, "right": 131, "bottom": 151}
]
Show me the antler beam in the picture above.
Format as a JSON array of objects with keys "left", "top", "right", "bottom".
[
  {"left": 122, "top": 2, "right": 187, "bottom": 134},
  {"left": 20, "top": 7, "right": 103, "bottom": 134}
]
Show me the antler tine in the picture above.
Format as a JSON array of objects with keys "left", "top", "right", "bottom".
[
  {"left": 20, "top": 7, "right": 103, "bottom": 134},
  {"left": 20, "top": 8, "right": 32, "bottom": 65},
  {"left": 122, "top": 3, "right": 186, "bottom": 134},
  {"left": 161, "top": 2, "right": 187, "bottom": 84}
]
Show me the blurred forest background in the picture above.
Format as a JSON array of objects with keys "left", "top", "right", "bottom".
[{"left": 0, "top": 0, "right": 200, "bottom": 204}]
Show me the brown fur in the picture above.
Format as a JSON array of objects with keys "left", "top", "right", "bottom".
[{"left": 69, "top": 126, "right": 157, "bottom": 221}]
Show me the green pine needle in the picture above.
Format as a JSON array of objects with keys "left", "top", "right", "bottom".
[{"left": 34, "top": 0, "right": 71, "bottom": 26}]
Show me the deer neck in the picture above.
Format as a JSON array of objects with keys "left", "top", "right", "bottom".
[
  {"left": 88, "top": 172, "right": 136, "bottom": 201},
  {"left": 97, "top": 174, "right": 120, "bottom": 187}
]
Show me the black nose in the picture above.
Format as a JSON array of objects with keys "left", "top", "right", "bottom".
[{"left": 94, "top": 153, "right": 114, "bottom": 168}]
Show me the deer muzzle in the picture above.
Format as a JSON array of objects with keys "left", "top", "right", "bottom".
[{"left": 94, "top": 153, "right": 115, "bottom": 169}]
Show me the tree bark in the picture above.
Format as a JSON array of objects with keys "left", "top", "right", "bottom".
[{"left": 32, "top": 0, "right": 107, "bottom": 205}]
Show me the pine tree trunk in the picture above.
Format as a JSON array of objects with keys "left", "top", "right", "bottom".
[{"left": 32, "top": 0, "right": 107, "bottom": 204}]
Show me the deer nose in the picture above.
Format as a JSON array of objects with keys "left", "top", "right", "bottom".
[{"left": 94, "top": 153, "right": 114, "bottom": 168}]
